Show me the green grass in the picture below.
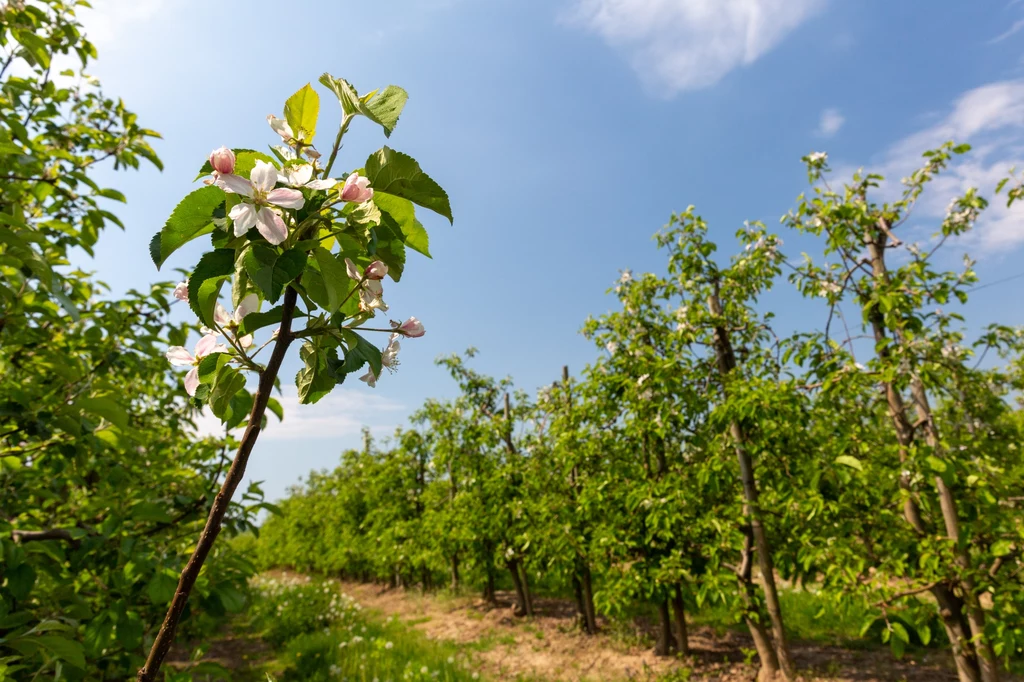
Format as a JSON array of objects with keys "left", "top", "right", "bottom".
[{"left": 242, "top": 575, "right": 487, "bottom": 682}]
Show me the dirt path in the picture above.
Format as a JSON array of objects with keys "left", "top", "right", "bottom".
[{"left": 339, "top": 580, "right": 1012, "bottom": 682}]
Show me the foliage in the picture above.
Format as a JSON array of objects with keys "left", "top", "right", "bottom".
[
  {"left": 0, "top": 2, "right": 261, "bottom": 679},
  {"left": 257, "top": 146, "right": 1024, "bottom": 682}
]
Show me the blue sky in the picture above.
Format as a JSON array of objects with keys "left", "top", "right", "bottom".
[{"left": 75, "top": 0, "right": 1024, "bottom": 502}]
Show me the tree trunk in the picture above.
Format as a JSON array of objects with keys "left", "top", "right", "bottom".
[
  {"left": 519, "top": 561, "right": 535, "bottom": 616},
  {"left": 581, "top": 562, "right": 598, "bottom": 634},
  {"left": 507, "top": 558, "right": 529, "bottom": 616},
  {"left": 572, "top": 572, "right": 587, "bottom": 630},
  {"left": 864, "top": 223, "right": 991, "bottom": 682},
  {"left": 450, "top": 552, "right": 460, "bottom": 591},
  {"left": 738, "top": 521, "right": 781, "bottom": 681},
  {"left": 671, "top": 584, "right": 690, "bottom": 657},
  {"left": 654, "top": 597, "right": 675, "bottom": 656},
  {"left": 708, "top": 291, "right": 794, "bottom": 681}
]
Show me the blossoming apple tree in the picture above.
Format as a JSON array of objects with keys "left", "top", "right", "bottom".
[{"left": 136, "top": 77, "right": 451, "bottom": 681}]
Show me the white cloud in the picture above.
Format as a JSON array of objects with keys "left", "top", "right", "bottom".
[
  {"left": 837, "top": 80, "right": 1024, "bottom": 251},
  {"left": 816, "top": 107, "right": 845, "bottom": 137},
  {"left": 191, "top": 386, "right": 406, "bottom": 441},
  {"left": 565, "top": 0, "right": 825, "bottom": 94},
  {"left": 989, "top": 17, "right": 1024, "bottom": 44}
]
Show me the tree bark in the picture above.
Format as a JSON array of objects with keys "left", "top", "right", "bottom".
[
  {"left": 864, "top": 223, "right": 991, "bottom": 682},
  {"left": 519, "top": 561, "right": 535, "bottom": 616},
  {"left": 655, "top": 597, "right": 675, "bottom": 656},
  {"left": 581, "top": 562, "right": 598, "bottom": 634},
  {"left": 507, "top": 558, "right": 529, "bottom": 616},
  {"left": 136, "top": 286, "right": 298, "bottom": 682},
  {"left": 450, "top": 552, "right": 460, "bottom": 592},
  {"left": 671, "top": 584, "right": 690, "bottom": 657},
  {"left": 707, "top": 290, "right": 794, "bottom": 681}
]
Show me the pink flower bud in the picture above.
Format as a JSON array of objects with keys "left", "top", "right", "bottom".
[
  {"left": 365, "top": 261, "right": 388, "bottom": 280},
  {"left": 209, "top": 146, "right": 235, "bottom": 175},
  {"left": 395, "top": 317, "right": 425, "bottom": 338},
  {"left": 173, "top": 281, "right": 189, "bottom": 302},
  {"left": 340, "top": 172, "right": 373, "bottom": 203}
]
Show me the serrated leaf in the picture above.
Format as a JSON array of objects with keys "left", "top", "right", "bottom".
[
  {"left": 188, "top": 249, "right": 236, "bottom": 327},
  {"left": 197, "top": 352, "right": 231, "bottom": 384},
  {"left": 34, "top": 635, "right": 85, "bottom": 669},
  {"left": 244, "top": 245, "right": 305, "bottom": 303},
  {"left": 151, "top": 186, "right": 226, "bottom": 268},
  {"left": 364, "top": 147, "right": 452, "bottom": 223},
  {"left": 76, "top": 396, "right": 128, "bottom": 429},
  {"left": 340, "top": 329, "right": 383, "bottom": 377},
  {"left": 210, "top": 365, "right": 246, "bottom": 418},
  {"left": 296, "top": 341, "right": 337, "bottom": 405},
  {"left": 284, "top": 83, "right": 319, "bottom": 144},
  {"left": 319, "top": 75, "right": 408, "bottom": 138},
  {"left": 238, "top": 306, "right": 284, "bottom": 336},
  {"left": 375, "top": 192, "right": 431, "bottom": 259},
  {"left": 311, "top": 247, "right": 352, "bottom": 313}
]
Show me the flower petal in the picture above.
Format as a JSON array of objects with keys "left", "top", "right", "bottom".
[
  {"left": 255, "top": 207, "right": 288, "bottom": 245},
  {"left": 229, "top": 203, "right": 256, "bottom": 236},
  {"left": 216, "top": 173, "right": 254, "bottom": 197},
  {"left": 165, "top": 346, "right": 194, "bottom": 366},
  {"left": 194, "top": 333, "right": 221, "bottom": 358},
  {"left": 251, "top": 160, "right": 279, "bottom": 193},
  {"left": 235, "top": 293, "right": 260, "bottom": 320},
  {"left": 267, "top": 114, "right": 294, "bottom": 141},
  {"left": 184, "top": 367, "right": 200, "bottom": 396},
  {"left": 239, "top": 334, "right": 254, "bottom": 348},
  {"left": 358, "top": 370, "right": 377, "bottom": 388},
  {"left": 345, "top": 258, "right": 361, "bottom": 280},
  {"left": 284, "top": 164, "right": 313, "bottom": 186},
  {"left": 267, "top": 188, "right": 305, "bottom": 210},
  {"left": 305, "top": 178, "right": 338, "bottom": 191}
]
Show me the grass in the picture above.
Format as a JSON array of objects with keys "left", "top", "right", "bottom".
[{"left": 206, "top": 574, "right": 492, "bottom": 682}]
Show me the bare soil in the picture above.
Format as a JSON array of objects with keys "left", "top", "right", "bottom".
[{"left": 338, "top": 580, "right": 1019, "bottom": 682}]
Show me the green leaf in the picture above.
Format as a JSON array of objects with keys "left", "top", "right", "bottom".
[
  {"left": 238, "top": 306, "right": 284, "bottom": 336},
  {"left": 6, "top": 563, "right": 35, "bottom": 600},
  {"left": 76, "top": 396, "right": 128, "bottom": 429},
  {"left": 188, "top": 249, "right": 236, "bottom": 327},
  {"left": 340, "top": 330, "right": 383, "bottom": 377},
  {"left": 266, "top": 397, "right": 284, "bottom": 421},
  {"left": 373, "top": 224, "right": 406, "bottom": 282},
  {"left": 319, "top": 76, "right": 408, "bottom": 138},
  {"left": 244, "top": 245, "right": 305, "bottom": 303},
  {"left": 310, "top": 247, "right": 352, "bottom": 313},
  {"left": 296, "top": 341, "right": 337, "bottom": 405},
  {"left": 991, "top": 540, "right": 1013, "bottom": 557},
  {"left": 151, "top": 186, "right": 226, "bottom": 268},
  {"left": 131, "top": 502, "right": 173, "bottom": 523},
  {"left": 364, "top": 147, "right": 452, "bottom": 223},
  {"left": 34, "top": 635, "right": 85, "bottom": 669},
  {"left": 375, "top": 192, "right": 431, "bottom": 259},
  {"left": 284, "top": 83, "right": 320, "bottom": 143},
  {"left": 197, "top": 352, "right": 231, "bottom": 384},
  {"left": 210, "top": 366, "right": 246, "bottom": 419},
  {"left": 116, "top": 612, "right": 144, "bottom": 650},
  {"left": 834, "top": 455, "right": 863, "bottom": 471},
  {"left": 926, "top": 455, "right": 947, "bottom": 473},
  {"left": 146, "top": 572, "right": 178, "bottom": 605}
]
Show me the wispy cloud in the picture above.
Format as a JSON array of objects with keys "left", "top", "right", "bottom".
[
  {"left": 835, "top": 80, "right": 1024, "bottom": 251},
  {"left": 989, "top": 17, "right": 1024, "bottom": 44},
  {"left": 816, "top": 108, "right": 845, "bottom": 137},
  {"left": 564, "top": 0, "right": 825, "bottom": 95},
  {"left": 192, "top": 386, "right": 406, "bottom": 441}
]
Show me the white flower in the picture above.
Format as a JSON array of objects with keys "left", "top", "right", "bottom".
[
  {"left": 808, "top": 151, "right": 827, "bottom": 164},
  {"left": 165, "top": 334, "right": 228, "bottom": 396},
  {"left": 267, "top": 114, "right": 295, "bottom": 143},
  {"left": 606, "top": 341, "right": 618, "bottom": 354},
  {"left": 280, "top": 163, "right": 338, "bottom": 191},
  {"left": 214, "top": 293, "right": 259, "bottom": 348},
  {"left": 217, "top": 161, "right": 304, "bottom": 245},
  {"left": 359, "top": 335, "right": 401, "bottom": 388},
  {"left": 172, "top": 281, "right": 188, "bottom": 302},
  {"left": 619, "top": 269, "right": 632, "bottom": 284}
]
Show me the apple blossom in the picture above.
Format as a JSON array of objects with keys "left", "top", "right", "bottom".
[
  {"left": 214, "top": 293, "right": 259, "bottom": 348},
  {"left": 217, "top": 160, "right": 304, "bottom": 245},
  {"left": 364, "top": 261, "right": 388, "bottom": 280},
  {"left": 359, "top": 280, "right": 388, "bottom": 313},
  {"left": 173, "top": 281, "right": 189, "bottom": 302},
  {"left": 358, "top": 335, "right": 401, "bottom": 388},
  {"left": 165, "top": 334, "right": 228, "bottom": 396},
  {"left": 280, "top": 163, "right": 338, "bottom": 191},
  {"left": 209, "top": 146, "right": 236, "bottom": 175},
  {"left": 340, "top": 172, "right": 373, "bottom": 203},
  {"left": 808, "top": 151, "right": 827, "bottom": 164},
  {"left": 392, "top": 316, "right": 425, "bottom": 338},
  {"left": 267, "top": 114, "right": 294, "bottom": 143}
]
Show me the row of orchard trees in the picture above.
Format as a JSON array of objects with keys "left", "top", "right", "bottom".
[{"left": 257, "top": 148, "right": 1024, "bottom": 682}]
